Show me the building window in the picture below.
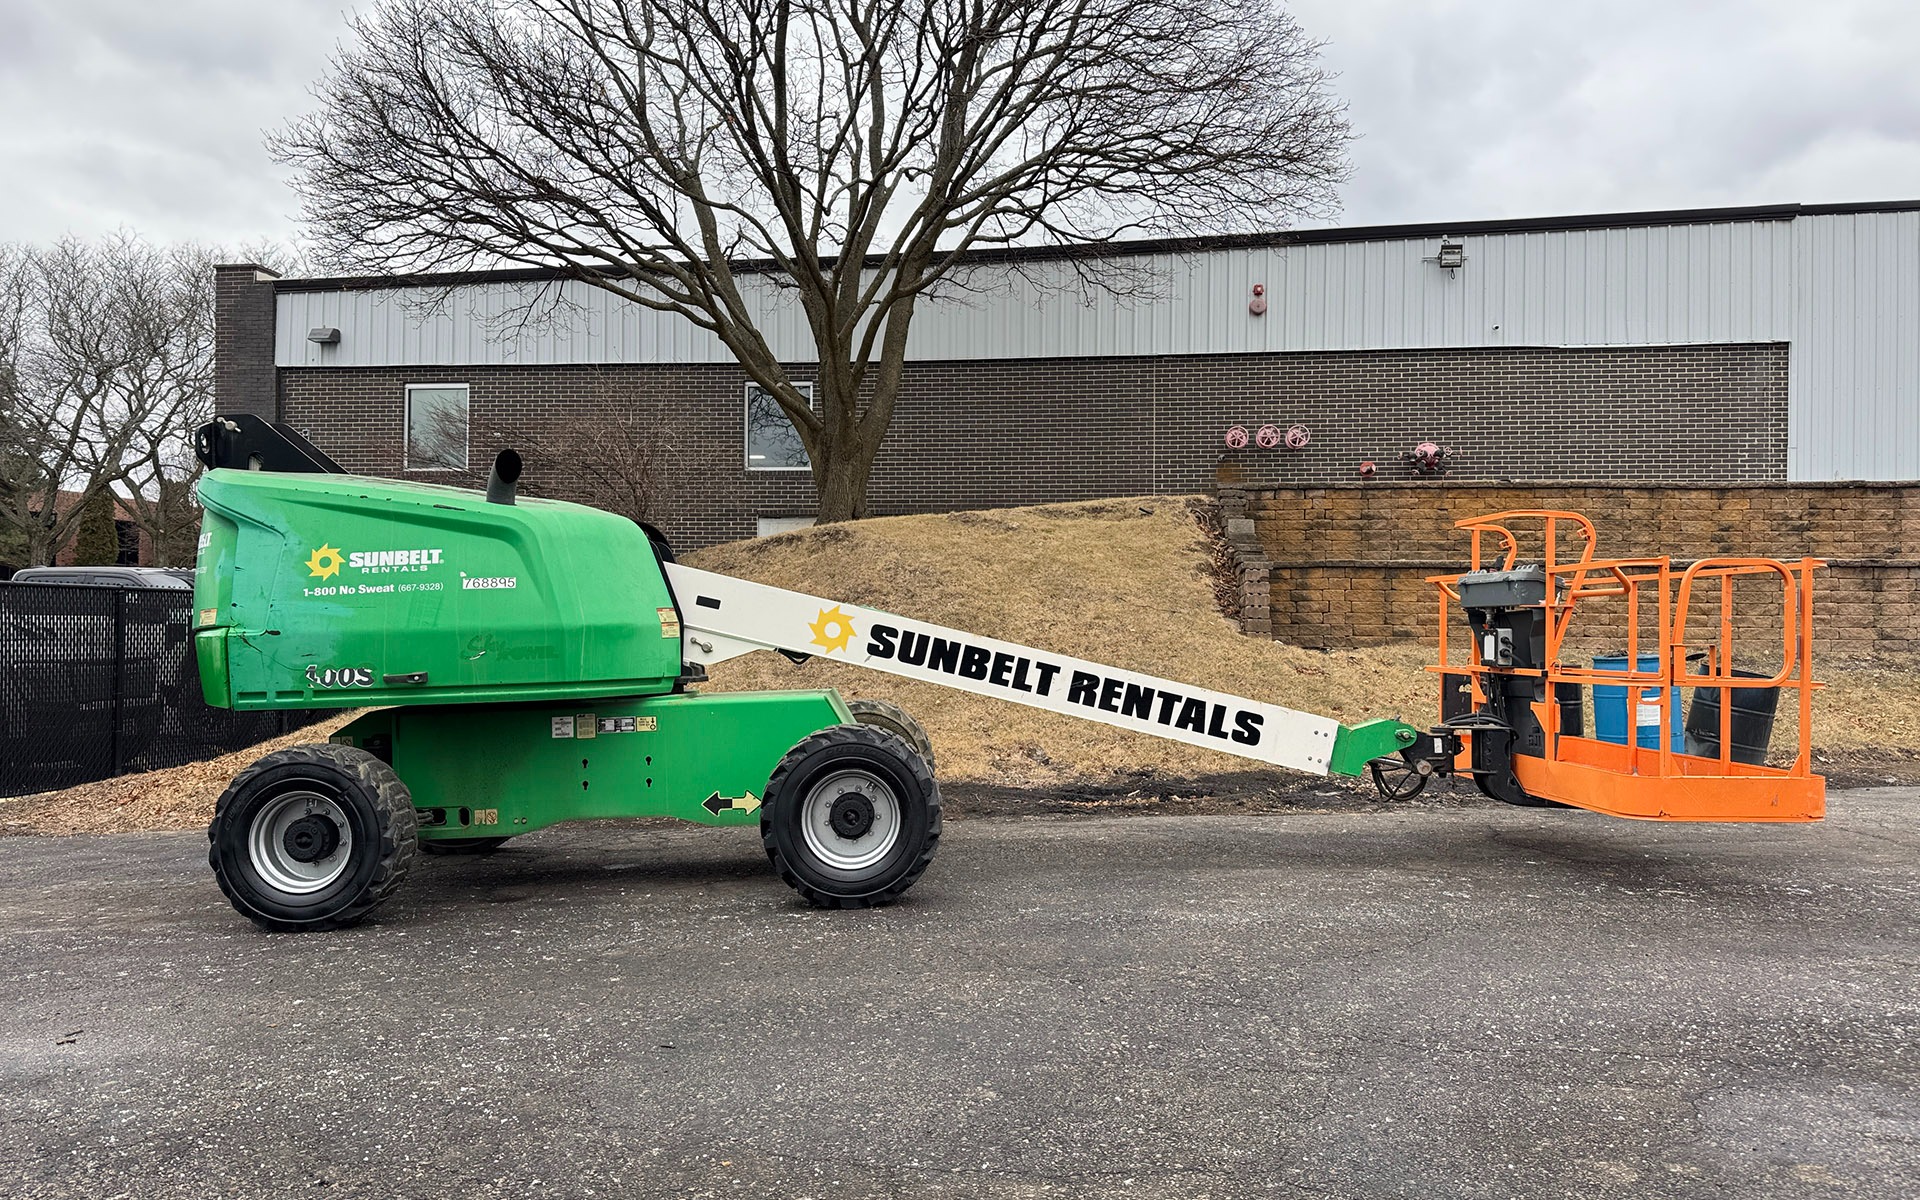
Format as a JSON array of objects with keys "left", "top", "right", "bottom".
[
  {"left": 406, "top": 383, "right": 469, "bottom": 470},
  {"left": 745, "top": 383, "right": 813, "bottom": 471}
]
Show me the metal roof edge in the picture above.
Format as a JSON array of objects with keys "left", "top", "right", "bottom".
[{"left": 272, "top": 199, "right": 1920, "bottom": 294}]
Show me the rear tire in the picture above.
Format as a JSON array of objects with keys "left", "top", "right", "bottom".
[
  {"left": 761, "top": 724, "right": 940, "bottom": 908},
  {"left": 208, "top": 743, "right": 417, "bottom": 932},
  {"left": 845, "top": 697, "right": 936, "bottom": 768},
  {"left": 420, "top": 836, "right": 510, "bottom": 856}
]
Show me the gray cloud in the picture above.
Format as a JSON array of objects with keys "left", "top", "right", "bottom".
[
  {"left": 0, "top": 0, "right": 353, "bottom": 246},
  {"left": 1290, "top": 0, "right": 1920, "bottom": 226},
  {"left": 1, "top": 0, "right": 1916, "bottom": 248}
]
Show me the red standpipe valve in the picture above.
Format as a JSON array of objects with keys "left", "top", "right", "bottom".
[{"left": 1402, "top": 442, "right": 1454, "bottom": 474}]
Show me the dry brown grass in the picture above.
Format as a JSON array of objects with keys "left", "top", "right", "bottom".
[
  {"left": 689, "top": 496, "right": 1920, "bottom": 782},
  {"left": 7, "top": 493, "right": 1915, "bottom": 836},
  {"left": 688, "top": 497, "right": 1432, "bottom": 789}
]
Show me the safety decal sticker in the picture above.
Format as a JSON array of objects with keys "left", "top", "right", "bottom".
[
  {"left": 595, "top": 716, "right": 655, "bottom": 734},
  {"left": 658, "top": 606, "right": 681, "bottom": 638},
  {"left": 701, "top": 790, "right": 761, "bottom": 816},
  {"left": 551, "top": 715, "right": 575, "bottom": 739}
]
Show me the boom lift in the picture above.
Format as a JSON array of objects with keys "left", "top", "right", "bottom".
[{"left": 188, "top": 417, "right": 1825, "bottom": 932}]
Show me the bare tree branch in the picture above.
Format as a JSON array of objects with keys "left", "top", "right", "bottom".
[
  {"left": 274, "top": 0, "right": 1350, "bottom": 520},
  {"left": 0, "top": 236, "right": 298, "bottom": 567}
]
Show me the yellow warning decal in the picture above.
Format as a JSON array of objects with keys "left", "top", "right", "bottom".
[{"left": 658, "top": 606, "right": 681, "bottom": 638}]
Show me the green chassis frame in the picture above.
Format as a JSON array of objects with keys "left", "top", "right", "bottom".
[{"left": 333, "top": 689, "right": 853, "bottom": 841}]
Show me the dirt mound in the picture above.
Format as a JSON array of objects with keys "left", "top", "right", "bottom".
[{"left": 688, "top": 496, "right": 1433, "bottom": 788}]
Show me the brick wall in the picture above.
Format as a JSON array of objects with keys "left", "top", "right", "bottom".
[
  {"left": 214, "top": 265, "right": 280, "bottom": 420},
  {"left": 277, "top": 341, "right": 1788, "bottom": 551},
  {"left": 1230, "top": 482, "right": 1920, "bottom": 659}
]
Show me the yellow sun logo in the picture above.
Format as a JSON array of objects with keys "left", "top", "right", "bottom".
[
  {"left": 305, "top": 544, "right": 344, "bottom": 580},
  {"left": 807, "top": 605, "right": 857, "bottom": 654}
]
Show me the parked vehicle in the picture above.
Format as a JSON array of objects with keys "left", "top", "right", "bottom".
[
  {"left": 0, "top": 571, "right": 193, "bottom": 777},
  {"left": 11, "top": 566, "right": 192, "bottom": 589}
]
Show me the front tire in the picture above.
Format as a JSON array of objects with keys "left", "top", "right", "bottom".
[
  {"left": 761, "top": 724, "right": 940, "bottom": 908},
  {"left": 208, "top": 743, "right": 418, "bottom": 932}
]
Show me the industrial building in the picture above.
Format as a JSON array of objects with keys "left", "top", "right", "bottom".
[{"left": 213, "top": 200, "right": 1920, "bottom": 549}]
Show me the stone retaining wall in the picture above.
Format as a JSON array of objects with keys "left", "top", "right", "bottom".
[{"left": 1220, "top": 482, "right": 1920, "bottom": 660}]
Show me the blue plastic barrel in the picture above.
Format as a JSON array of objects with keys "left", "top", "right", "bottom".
[{"left": 1591, "top": 654, "right": 1685, "bottom": 750}]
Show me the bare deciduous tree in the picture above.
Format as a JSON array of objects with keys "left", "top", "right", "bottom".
[
  {"left": 428, "top": 370, "right": 680, "bottom": 525},
  {"left": 275, "top": 0, "right": 1349, "bottom": 521},
  {"left": 0, "top": 237, "right": 230, "bottom": 567},
  {"left": 110, "top": 244, "right": 221, "bottom": 566}
]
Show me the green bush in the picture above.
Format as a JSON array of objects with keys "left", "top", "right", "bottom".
[{"left": 72, "top": 492, "right": 122, "bottom": 566}]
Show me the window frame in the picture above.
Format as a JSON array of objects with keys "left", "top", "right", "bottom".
[
  {"left": 743, "top": 381, "right": 816, "bottom": 472},
  {"left": 404, "top": 382, "right": 471, "bottom": 472}
]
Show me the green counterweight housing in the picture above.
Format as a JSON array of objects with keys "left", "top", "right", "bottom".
[{"left": 192, "top": 468, "right": 684, "bottom": 708}]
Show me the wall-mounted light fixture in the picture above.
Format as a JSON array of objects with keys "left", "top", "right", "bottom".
[
  {"left": 308, "top": 327, "right": 341, "bottom": 345},
  {"left": 1425, "top": 238, "right": 1467, "bottom": 273}
]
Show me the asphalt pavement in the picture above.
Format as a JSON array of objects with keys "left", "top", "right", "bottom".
[{"left": 3, "top": 789, "right": 1916, "bottom": 1199}]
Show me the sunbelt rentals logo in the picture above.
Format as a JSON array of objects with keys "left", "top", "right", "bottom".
[
  {"left": 808, "top": 605, "right": 857, "bottom": 653},
  {"left": 305, "top": 543, "right": 446, "bottom": 579},
  {"left": 303, "top": 542, "right": 448, "bottom": 595},
  {"left": 306, "top": 544, "right": 345, "bottom": 580}
]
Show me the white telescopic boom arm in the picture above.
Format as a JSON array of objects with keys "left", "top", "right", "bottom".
[{"left": 664, "top": 563, "right": 1342, "bottom": 776}]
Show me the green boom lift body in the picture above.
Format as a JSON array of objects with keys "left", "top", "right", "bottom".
[{"left": 188, "top": 416, "right": 1419, "bottom": 932}]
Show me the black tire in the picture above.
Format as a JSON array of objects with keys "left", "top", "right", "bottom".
[
  {"left": 208, "top": 743, "right": 418, "bottom": 932},
  {"left": 761, "top": 724, "right": 941, "bottom": 909},
  {"left": 845, "top": 697, "right": 937, "bottom": 769},
  {"left": 420, "top": 836, "right": 510, "bottom": 856}
]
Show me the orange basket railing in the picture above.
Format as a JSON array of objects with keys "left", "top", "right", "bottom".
[{"left": 1427, "top": 512, "right": 1822, "bottom": 783}]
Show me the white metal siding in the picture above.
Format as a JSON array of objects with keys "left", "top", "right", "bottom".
[
  {"left": 275, "top": 211, "right": 1920, "bottom": 479},
  {"left": 1790, "top": 211, "right": 1920, "bottom": 480}
]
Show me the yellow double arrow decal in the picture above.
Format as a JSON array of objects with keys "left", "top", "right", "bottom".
[{"left": 700, "top": 790, "right": 761, "bottom": 816}]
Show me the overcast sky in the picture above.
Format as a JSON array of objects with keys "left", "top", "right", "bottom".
[{"left": 3, "top": 0, "right": 1918, "bottom": 254}]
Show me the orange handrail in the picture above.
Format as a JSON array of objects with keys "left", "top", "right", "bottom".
[{"left": 1455, "top": 510, "right": 1598, "bottom": 573}]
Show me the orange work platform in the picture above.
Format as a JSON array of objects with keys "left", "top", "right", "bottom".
[{"left": 1427, "top": 510, "right": 1824, "bottom": 823}]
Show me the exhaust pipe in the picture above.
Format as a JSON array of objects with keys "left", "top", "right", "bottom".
[{"left": 486, "top": 448, "right": 522, "bottom": 505}]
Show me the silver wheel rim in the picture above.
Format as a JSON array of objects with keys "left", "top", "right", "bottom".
[
  {"left": 799, "top": 768, "right": 901, "bottom": 872},
  {"left": 247, "top": 789, "right": 354, "bottom": 895}
]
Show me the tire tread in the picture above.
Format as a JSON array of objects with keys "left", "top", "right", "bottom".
[
  {"left": 760, "top": 724, "right": 941, "bottom": 909},
  {"left": 208, "top": 743, "right": 417, "bottom": 932}
]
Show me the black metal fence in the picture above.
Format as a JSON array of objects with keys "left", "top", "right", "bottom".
[{"left": 1, "top": 582, "right": 325, "bottom": 798}]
